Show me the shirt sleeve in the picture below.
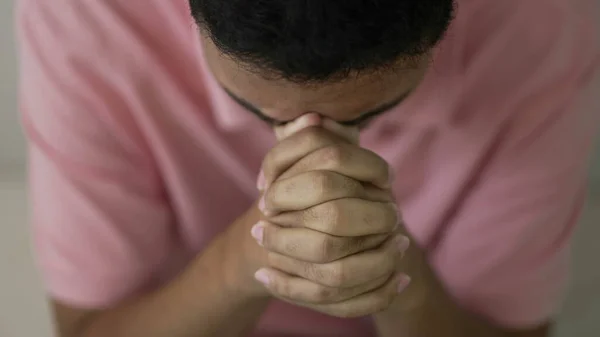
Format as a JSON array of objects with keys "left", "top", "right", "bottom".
[
  {"left": 430, "top": 1, "right": 600, "bottom": 328},
  {"left": 17, "top": 0, "right": 174, "bottom": 308}
]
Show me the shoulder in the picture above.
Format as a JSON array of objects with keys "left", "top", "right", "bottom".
[
  {"left": 16, "top": 0, "right": 194, "bottom": 70},
  {"left": 16, "top": 0, "right": 205, "bottom": 161},
  {"left": 441, "top": 0, "right": 599, "bottom": 127},
  {"left": 457, "top": 0, "right": 598, "bottom": 87},
  {"left": 16, "top": 0, "right": 194, "bottom": 172}
]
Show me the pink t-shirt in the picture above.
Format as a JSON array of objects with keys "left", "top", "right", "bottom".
[{"left": 17, "top": 0, "right": 600, "bottom": 335}]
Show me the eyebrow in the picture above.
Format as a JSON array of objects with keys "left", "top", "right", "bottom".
[{"left": 221, "top": 86, "right": 411, "bottom": 127}]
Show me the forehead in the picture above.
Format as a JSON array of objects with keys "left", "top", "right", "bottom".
[{"left": 203, "top": 39, "right": 430, "bottom": 122}]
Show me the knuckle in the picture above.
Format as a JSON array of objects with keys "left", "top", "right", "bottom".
[
  {"left": 263, "top": 187, "right": 278, "bottom": 208},
  {"left": 304, "top": 263, "right": 326, "bottom": 284},
  {"left": 341, "top": 177, "right": 363, "bottom": 196},
  {"left": 312, "top": 286, "right": 335, "bottom": 303},
  {"left": 366, "top": 233, "right": 387, "bottom": 247},
  {"left": 321, "top": 201, "right": 344, "bottom": 233},
  {"left": 302, "top": 206, "right": 320, "bottom": 224},
  {"left": 281, "top": 178, "right": 299, "bottom": 196},
  {"left": 350, "top": 236, "right": 369, "bottom": 251},
  {"left": 325, "top": 262, "right": 347, "bottom": 287},
  {"left": 334, "top": 237, "right": 359, "bottom": 259},
  {"left": 341, "top": 237, "right": 359, "bottom": 256},
  {"left": 364, "top": 202, "right": 396, "bottom": 233},
  {"left": 360, "top": 207, "right": 378, "bottom": 229},
  {"left": 319, "top": 145, "right": 346, "bottom": 167},
  {"left": 303, "top": 127, "right": 328, "bottom": 146},
  {"left": 309, "top": 171, "right": 334, "bottom": 195},
  {"left": 262, "top": 153, "right": 279, "bottom": 181},
  {"left": 310, "top": 171, "right": 362, "bottom": 198},
  {"left": 316, "top": 236, "right": 336, "bottom": 262},
  {"left": 273, "top": 277, "right": 292, "bottom": 298},
  {"left": 282, "top": 237, "right": 301, "bottom": 256}
]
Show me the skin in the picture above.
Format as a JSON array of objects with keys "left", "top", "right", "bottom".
[
  {"left": 52, "top": 39, "right": 551, "bottom": 337},
  {"left": 203, "top": 36, "right": 429, "bottom": 128},
  {"left": 258, "top": 116, "right": 552, "bottom": 337}
]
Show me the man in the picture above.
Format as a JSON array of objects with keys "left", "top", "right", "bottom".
[{"left": 16, "top": 0, "right": 599, "bottom": 336}]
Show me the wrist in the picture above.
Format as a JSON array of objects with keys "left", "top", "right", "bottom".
[
  {"left": 222, "top": 210, "right": 272, "bottom": 301},
  {"left": 380, "top": 245, "right": 437, "bottom": 316},
  {"left": 374, "top": 249, "right": 489, "bottom": 337}
]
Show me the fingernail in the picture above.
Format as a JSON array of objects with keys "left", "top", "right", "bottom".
[
  {"left": 395, "top": 235, "right": 410, "bottom": 254},
  {"left": 397, "top": 274, "right": 411, "bottom": 293},
  {"left": 251, "top": 222, "right": 265, "bottom": 246},
  {"left": 298, "top": 112, "right": 322, "bottom": 128},
  {"left": 392, "top": 207, "right": 402, "bottom": 231},
  {"left": 258, "top": 196, "right": 274, "bottom": 216},
  {"left": 393, "top": 221, "right": 400, "bottom": 231},
  {"left": 281, "top": 114, "right": 320, "bottom": 139},
  {"left": 254, "top": 269, "right": 271, "bottom": 286},
  {"left": 258, "top": 196, "right": 267, "bottom": 213},
  {"left": 257, "top": 170, "right": 265, "bottom": 190}
]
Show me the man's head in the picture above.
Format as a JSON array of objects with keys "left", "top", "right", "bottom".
[{"left": 189, "top": 0, "right": 454, "bottom": 126}]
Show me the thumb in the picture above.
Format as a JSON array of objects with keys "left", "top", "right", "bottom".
[
  {"left": 274, "top": 113, "right": 360, "bottom": 144},
  {"left": 273, "top": 113, "right": 322, "bottom": 141},
  {"left": 322, "top": 118, "right": 360, "bottom": 145}
]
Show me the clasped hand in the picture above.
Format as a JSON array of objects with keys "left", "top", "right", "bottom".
[{"left": 251, "top": 114, "right": 411, "bottom": 318}]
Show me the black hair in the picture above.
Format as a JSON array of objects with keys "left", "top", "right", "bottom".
[{"left": 190, "top": 0, "right": 454, "bottom": 83}]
